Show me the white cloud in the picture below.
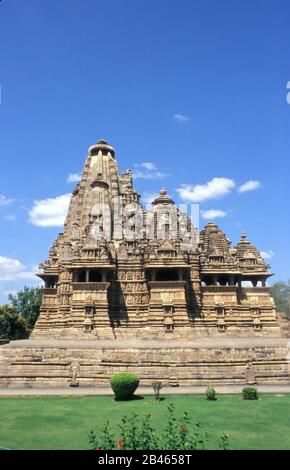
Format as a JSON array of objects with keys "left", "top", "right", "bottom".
[
  {"left": 133, "top": 163, "right": 169, "bottom": 180},
  {"left": 0, "top": 194, "right": 13, "bottom": 207},
  {"left": 260, "top": 250, "right": 274, "bottom": 260},
  {"left": 173, "top": 113, "right": 190, "bottom": 123},
  {"left": 67, "top": 173, "right": 81, "bottom": 183},
  {"left": 141, "top": 192, "right": 159, "bottom": 205},
  {"left": 238, "top": 180, "right": 262, "bottom": 193},
  {"left": 0, "top": 256, "right": 37, "bottom": 281},
  {"left": 29, "top": 193, "right": 71, "bottom": 227},
  {"left": 287, "top": 81, "right": 290, "bottom": 104},
  {"left": 201, "top": 209, "right": 227, "bottom": 220},
  {"left": 176, "top": 177, "right": 235, "bottom": 203},
  {"left": 5, "top": 214, "right": 17, "bottom": 221},
  {"left": 140, "top": 162, "right": 157, "bottom": 171},
  {"left": 132, "top": 169, "right": 152, "bottom": 179}
]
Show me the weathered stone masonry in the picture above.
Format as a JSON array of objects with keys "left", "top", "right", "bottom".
[
  {"left": 33, "top": 139, "right": 279, "bottom": 338},
  {"left": 0, "top": 139, "right": 289, "bottom": 388}
]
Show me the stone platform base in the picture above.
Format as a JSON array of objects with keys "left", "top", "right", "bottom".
[{"left": 0, "top": 337, "right": 289, "bottom": 388}]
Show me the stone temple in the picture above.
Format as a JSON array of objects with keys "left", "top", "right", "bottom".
[
  {"left": 0, "top": 140, "right": 289, "bottom": 387},
  {"left": 34, "top": 139, "right": 277, "bottom": 338}
]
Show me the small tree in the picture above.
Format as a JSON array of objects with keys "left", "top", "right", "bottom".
[
  {"left": 0, "top": 304, "right": 29, "bottom": 340},
  {"left": 152, "top": 381, "right": 162, "bottom": 401},
  {"left": 9, "top": 286, "right": 42, "bottom": 330},
  {"left": 270, "top": 280, "right": 290, "bottom": 319}
]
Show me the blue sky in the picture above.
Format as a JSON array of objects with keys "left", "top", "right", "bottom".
[{"left": 0, "top": 0, "right": 290, "bottom": 303}]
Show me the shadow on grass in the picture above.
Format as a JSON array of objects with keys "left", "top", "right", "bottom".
[
  {"left": 113, "top": 395, "right": 167, "bottom": 402},
  {"left": 113, "top": 395, "right": 145, "bottom": 402}
]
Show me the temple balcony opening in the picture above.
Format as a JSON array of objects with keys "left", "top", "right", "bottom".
[
  {"left": 201, "top": 275, "right": 239, "bottom": 286},
  {"left": 147, "top": 267, "right": 187, "bottom": 283},
  {"left": 38, "top": 275, "right": 58, "bottom": 289},
  {"left": 73, "top": 269, "right": 109, "bottom": 283}
]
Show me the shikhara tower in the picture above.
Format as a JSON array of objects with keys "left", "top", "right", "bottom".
[{"left": 34, "top": 140, "right": 280, "bottom": 338}]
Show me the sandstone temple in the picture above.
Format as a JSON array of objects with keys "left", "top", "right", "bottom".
[
  {"left": 34, "top": 139, "right": 278, "bottom": 338},
  {"left": 0, "top": 139, "right": 289, "bottom": 388}
]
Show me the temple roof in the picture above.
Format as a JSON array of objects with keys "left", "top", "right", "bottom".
[
  {"left": 235, "top": 231, "right": 263, "bottom": 259},
  {"left": 199, "top": 223, "right": 231, "bottom": 256}
]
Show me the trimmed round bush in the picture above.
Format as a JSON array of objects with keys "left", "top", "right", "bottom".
[
  {"left": 110, "top": 372, "right": 140, "bottom": 401},
  {"left": 242, "top": 387, "right": 258, "bottom": 400}
]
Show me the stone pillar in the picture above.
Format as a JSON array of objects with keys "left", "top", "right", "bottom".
[
  {"left": 178, "top": 269, "right": 183, "bottom": 281},
  {"left": 262, "top": 278, "right": 266, "bottom": 287},
  {"left": 102, "top": 271, "right": 107, "bottom": 282},
  {"left": 151, "top": 270, "right": 156, "bottom": 281},
  {"left": 213, "top": 275, "right": 218, "bottom": 286},
  {"left": 252, "top": 279, "right": 258, "bottom": 287},
  {"left": 86, "top": 269, "right": 90, "bottom": 283}
]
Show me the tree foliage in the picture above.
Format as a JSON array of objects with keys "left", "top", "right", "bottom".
[
  {"left": 9, "top": 286, "right": 42, "bottom": 330},
  {"left": 270, "top": 280, "right": 290, "bottom": 319},
  {"left": 0, "top": 304, "right": 29, "bottom": 340},
  {"left": 0, "top": 286, "right": 42, "bottom": 340}
]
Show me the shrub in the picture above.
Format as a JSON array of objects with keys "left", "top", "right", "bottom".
[
  {"left": 242, "top": 387, "right": 258, "bottom": 400},
  {"left": 110, "top": 372, "right": 140, "bottom": 401},
  {"left": 89, "top": 404, "right": 229, "bottom": 450},
  {"left": 218, "top": 433, "right": 230, "bottom": 450},
  {"left": 206, "top": 384, "right": 217, "bottom": 401}
]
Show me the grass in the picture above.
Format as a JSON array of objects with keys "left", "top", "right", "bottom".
[{"left": 0, "top": 393, "right": 290, "bottom": 450}]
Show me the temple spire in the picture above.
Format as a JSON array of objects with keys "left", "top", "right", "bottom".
[{"left": 88, "top": 139, "right": 115, "bottom": 157}]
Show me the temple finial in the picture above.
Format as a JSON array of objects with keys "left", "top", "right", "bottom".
[{"left": 241, "top": 231, "right": 248, "bottom": 241}]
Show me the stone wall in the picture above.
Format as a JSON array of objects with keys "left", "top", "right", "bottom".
[{"left": 0, "top": 338, "right": 289, "bottom": 388}]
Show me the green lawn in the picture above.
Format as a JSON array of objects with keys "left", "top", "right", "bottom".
[{"left": 0, "top": 393, "right": 290, "bottom": 450}]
